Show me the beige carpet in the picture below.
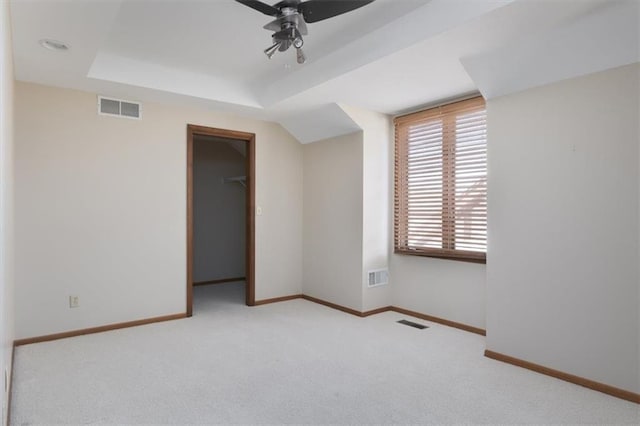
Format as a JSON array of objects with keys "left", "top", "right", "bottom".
[{"left": 11, "top": 282, "right": 640, "bottom": 424}]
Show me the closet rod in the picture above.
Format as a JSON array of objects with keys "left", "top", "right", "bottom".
[{"left": 223, "top": 176, "right": 246, "bottom": 188}]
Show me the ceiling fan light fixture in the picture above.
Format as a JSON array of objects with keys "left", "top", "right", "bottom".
[
  {"left": 264, "top": 42, "right": 281, "bottom": 59},
  {"left": 296, "top": 47, "right": 306, "bottom": 64},
  {"left": 236, "top": 0, "right": 376, "bottom": 65}
]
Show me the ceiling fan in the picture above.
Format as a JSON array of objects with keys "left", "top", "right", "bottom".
[{"left": 235, "top": 0, "right": 375, "bottom": 64}]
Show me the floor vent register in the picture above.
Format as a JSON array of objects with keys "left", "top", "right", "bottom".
[{"left": 397, "top": 319, "right": 429, "bottom": 329}]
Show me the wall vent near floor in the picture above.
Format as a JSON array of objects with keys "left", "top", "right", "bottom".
[
  {"left": 397, "top": 319, "right": 428, "bottom": 329},
  {"left": 98, "top": 96, "right": 142, "bottom": 119},
  {"left": 367, "top": 269, "right": 388, "bottom": 287}
]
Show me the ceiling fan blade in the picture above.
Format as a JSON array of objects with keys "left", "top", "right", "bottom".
[
  {"left": 235, "top": 0, "right": 280, "bottom": 17},
  {"left": 298, "top": 0, "right": 375, "bottom": 23}
]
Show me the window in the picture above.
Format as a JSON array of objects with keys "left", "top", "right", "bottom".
[{"left": 394, "top": 97, "right": 487, "bottom": 263}]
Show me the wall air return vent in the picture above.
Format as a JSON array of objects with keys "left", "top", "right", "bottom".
[
  {"left": 98, "top": 96, "right": 142, "bottom": 119},
  {"left": 367, "top": 269, "right": 388, "bottom": 287}
]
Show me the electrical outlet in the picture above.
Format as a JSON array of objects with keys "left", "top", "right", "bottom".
[{"left": 69, "top": 295, "right": 79, "bottom": 308}]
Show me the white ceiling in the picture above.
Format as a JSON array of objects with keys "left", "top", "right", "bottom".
[{"left": 9, "top": 0, "right": 640, "bottom": 143}]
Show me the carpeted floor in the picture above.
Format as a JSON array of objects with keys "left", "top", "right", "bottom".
[{"left": 10, "top": 282, "right": 640, "bottom": 424}]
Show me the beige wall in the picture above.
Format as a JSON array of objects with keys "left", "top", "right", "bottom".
[
  {"left": 193, "top": 138, "right": 245, "bottom": 282},
  {"left": 303, "top": 132, "right": 363, "bottom": 311},
  {"left": 487, "top": 63, "right": 639, "bottom": 393},
  {"left": 391, "top": 257, "right": 486, "bottom": 329},
  {"left": 0, "top": 2, "right": 15, "bottom": 424},
  {"left": 14, "top": 82, "right": 303, "bottom": 339}
]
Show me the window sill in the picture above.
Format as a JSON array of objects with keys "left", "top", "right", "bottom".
[{"left": 394, "top": 249, "right": 486, "bottom": 264}]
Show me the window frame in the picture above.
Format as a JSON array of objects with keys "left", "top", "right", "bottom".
[{"left": 394, "top": 96, "right": 487, "bottom": 264}]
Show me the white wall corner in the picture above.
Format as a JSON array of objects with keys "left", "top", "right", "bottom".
[{"left": 339, "top": 104, "right": 394, "bottom": 311}]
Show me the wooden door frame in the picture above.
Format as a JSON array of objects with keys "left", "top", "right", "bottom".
[{"left": 186, "top": 124, "right": 256, "bottom": 316}]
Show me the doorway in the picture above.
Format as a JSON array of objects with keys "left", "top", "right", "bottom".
[{"left": 186, "top": 124, "right": 255, "bottom": 316}]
